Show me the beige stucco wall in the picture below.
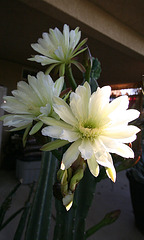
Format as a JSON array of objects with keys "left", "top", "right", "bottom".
[{"left": 21, "top": 0, "right": 144, "bottom": 59}]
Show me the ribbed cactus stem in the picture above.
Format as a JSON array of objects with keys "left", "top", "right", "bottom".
[
  {"left": 25, "top": 151, "right": 58, "bottom": 240},
  {"left": 53, "top": 167, "right": 98, "bottom": 240},
  {"left": 53, "top": 199, "right": 77, "bottom": 240},
  {"left": 72, "top": 168, "right": 97, "bottom": 240}
]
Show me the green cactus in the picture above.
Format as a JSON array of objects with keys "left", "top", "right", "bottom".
[
  {"left": 52, "top": 60, "right": 103, "bottom": 240},
  {"left": 25, "top": 151, "right": 58, "bottom": 240}
]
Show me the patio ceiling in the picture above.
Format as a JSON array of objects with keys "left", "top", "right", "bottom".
[{"left": 1, "top": 0, "right": 144, "bottom": 87}]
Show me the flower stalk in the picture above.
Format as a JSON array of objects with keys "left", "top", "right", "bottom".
[
  {"left": 65, "top": 64, "right": 77, "bottom": 91},
  {"left": 86, "top": 210, "right": 121, "bottom": 238}
]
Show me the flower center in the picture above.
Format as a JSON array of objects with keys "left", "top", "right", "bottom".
[
  {"left": 28, "top": 105, "right": 41, "bottom": 116},
  {"left": 78, "top": 122, "right": 101, "bottom": 140}
]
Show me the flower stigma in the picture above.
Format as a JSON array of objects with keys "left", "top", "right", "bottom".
[{"left": 78, "top": 122, "right": 102, "bottom": 140}]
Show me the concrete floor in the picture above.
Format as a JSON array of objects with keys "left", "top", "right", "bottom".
[{"left": 0, "top": 170, "right": 144, "bottom": 240}]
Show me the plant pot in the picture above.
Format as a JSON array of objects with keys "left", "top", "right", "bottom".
[
  {"left": 16, "top": 157, "right": 41, "bottom": 184},
  {"left": 127, "top": 171, "right": 144, "bottom": 234}
]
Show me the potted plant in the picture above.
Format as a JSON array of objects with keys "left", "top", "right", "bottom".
[{"left": 127, "top": 121, "right": 144, "bottom": 234}]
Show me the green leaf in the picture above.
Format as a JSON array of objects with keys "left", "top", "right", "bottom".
[
  {"left": 90, "top": 58, "right": 101, "bottom": 93},
  {"left": 54, "top": 76, "right": 64, "bottom": 97},
  {"left": 91, "top": 58, "right": 101, "bottom": 81},
  {"left": 41, "top": 139, "right": 69, "bottom": 151},
  {"left": 29, "top": 121, "right": 43, "bottom": 135},
  {"left": 23, "top": 123, "right": 32, "bottom": 147}
]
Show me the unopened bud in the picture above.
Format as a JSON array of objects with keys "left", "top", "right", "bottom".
[
  {"left": 62, "top": 191, "right": 74, "bottom": 211},
  {"left": 61, "top": 170, "right": 68, "bottom": 196},
  {"left": 103, "top": 210, "right": 121, "bottom": 225},
  {"left": 69, "top": 162, "right": 86, "bottom": 192},
  {"left": 57, "top": 169, "right": 65, "bottom": 182},
  {"left": 67, "top": 167, "right": 73, "bottom": 182}
]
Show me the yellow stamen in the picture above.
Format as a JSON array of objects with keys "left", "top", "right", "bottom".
[{"left": 78, "top": 124, "right": 101, "bottom": 140}]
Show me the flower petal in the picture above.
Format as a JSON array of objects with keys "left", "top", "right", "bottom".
[
  {"left": 70, "top": 27, "right": 81, "bottom": 49},
  {"left": 2, "top": 114, "right": 33, "bottom": 127},
  {"left": 62, "top": 191, "right": 73, "bottom": 211},
  {"left": 29, "top": 55, "right": 60, "bottom": 65},
  {"left": 61, "top": 139, "right": 81, "bottom": 170},
  {"left": 70, "top": 82, "right": 91, "bottom": 121},
  {"left": 63, "top": 24, "right": 70, "bottom": 52},
  {"left": 54, "top": 77, "right": 64, "bottom": 97},
  {"left": 108, "top": 95, "right": 129, "bottom": 115},
  {"left": 53, "top": 97, "right": 77, "bottom": 126},
  {"left": 41, "top": 126, "right": 63, "bottom": 138},
  {"left": 92, "top": 139, "right": 113, "bottom": 168},
  {"left": 39, "top": 116, "right": 72, "bottom": 129},
  {"left": 54, "top": 46, "right": 64, "bottom": 60},
  {"left": 96, "top": 152, "right": 113, "bottom": 168},
  {"left": 42, "top": 125, "right": 79, "bottom": 142},
  {"left": 29, "top": 24, "right": 84, "bottom": 68},
  {"left": 106, "top": 165, "right": 116, "bottom": 182},
  {"left": 99, "top": 135, "right": 134, "bottom": 158},
  {"left": 107, "top": 109, "right": 140, "bottom": 127},
  {"left": 114, "top": 143, "right": 134, "bottom": 158},
  {"left": 78, "top": 139, "right": 94, "bottom": 160},
  {"left": 89, "top": 86, "right": 111, "bottom": 125},
  {"left": 87, "top": 154, "right": 100, "bottom": 177},
  {"left": 1, "top": 96, "right": 30, "bottom": 114},
  {"left": 40, "top": 104, "right": 51, "bottom": 116},
  {"left": 102, "top": 125, "right": 140, "bottom": 141},
  {"left": 60, "top": 129, "right": 80, "bottom": 142},
  {"left": 29, "top": 121, "right": 43, "bottom": 135}
]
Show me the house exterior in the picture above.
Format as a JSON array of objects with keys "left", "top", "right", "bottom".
[{"left": 0, "top": 0, "right": 144, "bottom": 165}]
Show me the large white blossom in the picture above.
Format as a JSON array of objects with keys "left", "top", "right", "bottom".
[
  {"left": 41, "top": 82, "right": 140, "bottom": 182},
  {"left": 28, "top": 24, "right": 87, "bottom": 75},
  {"left": 1, "top": 71, "right": 64, "bottom": 133}
]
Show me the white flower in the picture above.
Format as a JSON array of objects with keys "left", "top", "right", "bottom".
[
  {"left": 41, "top": 82, "right": 140, "bottom": 182},
  {"left": 1, "top": 71, "right": 64, "bottom": 134},
  {"left": 28, "top": 24, "right": 87, "bottom": 76}
]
